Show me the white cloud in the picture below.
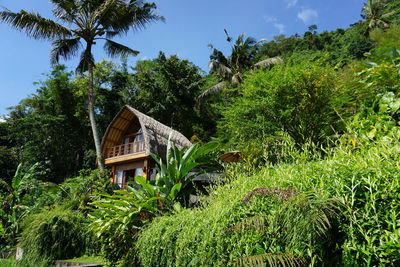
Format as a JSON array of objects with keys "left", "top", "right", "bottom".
[
  {"left": 263, "top": 16, "right": 286, "bottom": 34},
  {"left": 285, "top": 0, "right": 298, "bottom": 8},
  {"left": 297, "top": 9, "right": 319, "bottom": 23},
  {"left": 273, "top": 23, "right": 286, "bottom": 34},
  {"left": 264, "top": 15, "right": 277, "bottom": 23}
]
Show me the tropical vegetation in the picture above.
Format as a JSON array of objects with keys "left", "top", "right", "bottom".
[{"left": 0, "top": 0, "right": 399, "bottom": 266}]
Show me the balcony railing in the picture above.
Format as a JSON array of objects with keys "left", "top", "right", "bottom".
[{"left": 106, "top": 140, "right": 145, "bottom": 158}]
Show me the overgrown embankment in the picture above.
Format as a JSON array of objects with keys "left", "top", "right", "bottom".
[{"left": 137, "top": 135, "right": 400, "bottom": 266}]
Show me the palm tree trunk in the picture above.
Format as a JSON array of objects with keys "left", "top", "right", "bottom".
[{"left": 87, "top": 52, "right": 105, "bottom": 170}]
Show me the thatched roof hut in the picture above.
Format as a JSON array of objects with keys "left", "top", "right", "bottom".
[{"left": 101, "top": 105, "right": 191, "bottom": 161}]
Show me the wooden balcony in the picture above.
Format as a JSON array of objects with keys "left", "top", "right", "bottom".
[{"left": 106, "top": 140, "right": 145, "bottom": 159}]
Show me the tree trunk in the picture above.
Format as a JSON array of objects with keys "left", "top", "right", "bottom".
[{"left": 87, "top": 50, "right": 105, "bottom": 169}]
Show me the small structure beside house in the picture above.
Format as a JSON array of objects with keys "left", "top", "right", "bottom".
[{"left": 101, "top": 105, "right": 192, "bottom": 187}]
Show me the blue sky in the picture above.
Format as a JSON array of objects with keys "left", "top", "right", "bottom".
[{"left": 0, "top": 0, "right": 366, "bottom": 116}]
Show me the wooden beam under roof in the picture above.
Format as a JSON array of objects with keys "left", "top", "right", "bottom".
[
  {"left": 110, "top": 126, "right": 124, "bottom": 132},
  {"left": 118, "top": 116, "right": 131, "bottom": 122},
  {"left": 104, "top": 137, "right": 121, "bottom": 144}
]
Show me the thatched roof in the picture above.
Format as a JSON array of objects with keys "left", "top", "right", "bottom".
[{"left": 101, "top": 105, "right": 192, "bottom": 159}]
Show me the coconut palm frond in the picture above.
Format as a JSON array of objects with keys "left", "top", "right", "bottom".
[
  {"left": 224, "top": 28, "right": 233, "bottom": 42},
  {"left": 218, "top": 64, "right": 233, "bottom": 78},
  {"left": 362, "top": 0, "right": 396, "bottom": 34},
  {"left": 105, "top": 30, "right": 119, "bottom": 38},
  {"left": 50, "top": 0, "right": 78, "bottom": 22},
  {"left": 0, "top": 9, "right": 71, "bottom": 40},
  {"left": 369, "top": 19, "right": 378, "bottom": 29},
  {"left": 76, "top": 50, "right": 94, "bottom": 74},
  {"left": 208, "top": 60, "right": 218, "bottom": 70},
  {"left": 50, "top": 37, "right": 82, "bottom": 65},
  {"left": 197, "top": 81, "right": 227, "bottom": 100},
  {"left": 93, "top": 0, "right": 124, "bottom": 21},
  {"left": 231, "top": 73, "right": 243, "bottom": 86},
  {"left": 257, "top": 38, "right": 268, "bottom": 44},
  {"left": 107, "top": 2, "right": 164, "bottom": 34},
  {"left": 103, "top": 39, "right": 139, "bottom": 58},
  {"left": 375, "top": 19, "right": 389, "bottom": 29},
  {"left": 235, "top": 33, "right": 245, "bottom": 46},
  {"left": 244, "top": 36, "right": 257, "bottom": 47},
  {"left": 381, "top": 10, "right": 398, "bottom": 19},
  {"left": 210, "top": 48, "right": 229, "bottom": 66},
  {"left": 235, "top": 253, "right": 307, "bottom": 267},
  {"left": 254, "top": 57, "right": 284, "bottom": 69}
]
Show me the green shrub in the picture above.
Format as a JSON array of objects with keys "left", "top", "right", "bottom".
[
  {"left": 218, "top": 60, "right": 339, "bottom": 156},
  {"left": 370, "top": 25, "right": 400, "bottom": 48},
  {"left": 136, "top": 133, "right": 400, "bottom": 266},
  {"left": 17, "top": 206, "right": 91, "bottom": 266}
]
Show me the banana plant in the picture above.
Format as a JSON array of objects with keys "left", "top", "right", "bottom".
[
  {"left": 150, "top": 136, "right": 218, "bottom": 204},
  {"left": 89, "top": 140, "right": 217, "bottom": 262},
  {"left": 90, "top": 187, "right": 161, "bottom": 237},
  {"left": 88, "top": 185, "right": 163, "bottom": 263},
  {"left": 0, "top": 163, "right": 41, "bottom": 246}
]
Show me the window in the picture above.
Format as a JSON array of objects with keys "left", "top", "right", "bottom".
[
  {"left": 116, "top": 171, "right": 123, "bottom": 188},
  {"left": 124, "top": 169, "right": 136, "bottom": 185},
  {"left": 136, "top": 168, "right": 143, "bottom": 177},
  {"left": 134, "top": 128, "right": 144, "bottom": 142},
  {"left": 123, "top": 137, "right": 130, "bottom": 144},
  {"left": 150, "top": 168, "right": 157, "bottom": 181}
]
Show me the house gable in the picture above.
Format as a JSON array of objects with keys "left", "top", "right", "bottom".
[{"left": 101, "top": 105, "right": 192, "bottom": 162}]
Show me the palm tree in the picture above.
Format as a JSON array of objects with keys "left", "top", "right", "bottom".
[
  {"left": 198, "top": 30, "right": 283, "bottom": 100},
  {"left": 0, "top": 0, "right": 163, "bottom": 169},
  {"left": 362, "top": 0, "right": 398, "bottom": 35}
]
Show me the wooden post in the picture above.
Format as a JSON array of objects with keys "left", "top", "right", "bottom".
[
  {"left": 110, "top": 166, "right": 116, "bottom": 184},
  {"left": 143, "top": 158, "right": 150, "bottom": 180}
]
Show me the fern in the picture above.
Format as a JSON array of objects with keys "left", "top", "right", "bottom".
[
  {"left": 235, "top": 253, "right": 307, "bottom": 267},
  {"left": 229, "top": 192, "right": 343, "bottom": 266}
]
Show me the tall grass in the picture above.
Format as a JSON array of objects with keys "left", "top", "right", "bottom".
[
  {"left": 17, "top": 206, "right": 92, "bottom": 266},
  {"left": 136, "top": 134, "right": 400, "bottom": 266}
]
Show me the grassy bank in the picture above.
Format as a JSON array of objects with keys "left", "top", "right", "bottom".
[{"left": 137, "top": 135, "right": 400, "bottom": 266}]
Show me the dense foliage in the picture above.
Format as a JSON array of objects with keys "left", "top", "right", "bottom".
[
  {"left": 129, "top": 52, "right": 206, "bottom": 137},
  {"left": 1, "top": 0, "right": 400, "bottom": 266},
  {"left": 218, "top": 58, "right": 338, "bottom": 150},
  {"left": 5, "top": 66, "right": 93, "bottom": 182},
  {"left": 137, "top": 133, "right": 400, "bottom": 266}
]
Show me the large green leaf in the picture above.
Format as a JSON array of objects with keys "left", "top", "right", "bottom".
[
  {"left": 11, "top": 163, "right": 23, "bottom": 190},
  {"left": 135, "top": 175, "right": 156, "bottom": 197},
  {"left": 169, "top": 183, "right": 182, "bottom": 200}
]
